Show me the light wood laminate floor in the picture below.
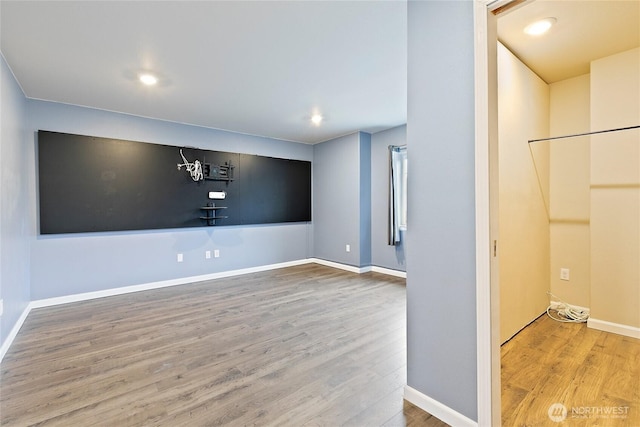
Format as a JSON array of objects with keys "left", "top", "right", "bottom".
[
  {"left": 1, "top": 264, "right": 447, "bottom": 426},
  {"left": 501, "top": 314, "right": 640, "bottom": 426}
]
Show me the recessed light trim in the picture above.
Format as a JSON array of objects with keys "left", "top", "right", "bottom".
[
  {"left": 139, "top": 73, "right": 158, "bottom": 86},
  {"left": 524, "top": 17, "right": 556, "bottom": 36}
]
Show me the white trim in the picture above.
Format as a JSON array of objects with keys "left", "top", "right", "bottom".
[
  {"left": 32, "top": 259, "right": 400, "bottom": 310},
  {"left": 588, "top": 318, "right": 640, "bottom": 339},
  {"left": 30, "top": 260, "right": 403, "bottom": 309},
  {"left": 0, "top": 305, "right": 31, "bottom": 363},
  {"left": 31, "top": 259, "right": 313, "bottom": 309},
  {"left": 473, "top": 1, "right": 498, "bottom": 426},
  {"left": 485, "top": 0, "right": 513, "bottom": 11},
  {"left": 404, "top": 385, "right": 477, "bottom": 427},
  {"left": 371, "top": 266, "right": 406, "bottom": 278},
  {"left": 307, "top": 258, "right": 370, "bottom": 274}
]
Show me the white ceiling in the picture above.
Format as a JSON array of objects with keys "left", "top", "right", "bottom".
[
  {"left": 0, "top": 1, "right": 407, "bottom": 144},
  {"left": 1, "top": 1, "right": 638, "bottom": 144},
  {"left": 498, "top": 0, "right": 640, "bottom": 84}
]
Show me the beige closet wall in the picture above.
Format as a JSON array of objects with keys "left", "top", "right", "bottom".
[
  {"left": 497, "top": 43, "right": 550, "bottom": 343},
  {"left": 499, "top": 42, "right": 639, "bottom": 340},
  {"left": 549, "top": 75, "right": 591, "bottom": 308},
  {"left": 589, "top": 48, "right": 640, "bottom": 331}
]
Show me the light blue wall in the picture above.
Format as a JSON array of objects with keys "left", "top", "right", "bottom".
[
  {"left": 313, "top": 132, "right": 371, "bottom": 267},
  {"left": 406, "top": 1, "right": 477, "bottom": 421},
  {"left": 2, "top": 86, "right": 396, "bottom": 340},
  {"left": 1, "top": 55, "right": 31, "bottom": 345},
  {"left": 27, "top": 100, "right": 314, "bottom": 300},
  {"left": 359, "top": 132, "right": 372, "bottom": 266},
  {"left": 371, "top": 125, "right": 406, "bottom": 271},
  {"left": 313, "top": 133, "right": 360, "bottom": 266}
]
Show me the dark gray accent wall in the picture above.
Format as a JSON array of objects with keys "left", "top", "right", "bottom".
[
  {"left": 1, "top": 55, "right": 31, "bottom": 345},
  {"left": 407, "top": 1, "right": 478, "bottom": 421},
  {"left": 313, "top": 132, "right": 371, "bottom": 267},
  {"left": 371, "top": 125, "right": 406, "bottom": 271},
  {"left": 37, "top": 131, "right": 312, "bottom": 233},
  {"left": 27, "top": 100, "right": 313, "bottom": 300}
]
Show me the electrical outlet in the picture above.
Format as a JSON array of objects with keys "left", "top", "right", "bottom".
[
  {"left": 177, "top": 253, "right": 184, "bottom": 263},
  {"left": 346, "top": 244, "right": 351, "bottom": 253},
  {"left": 205, "top": 250, "right": 211, "bottom": 259},
  {"left": 214, "top": 249, "right": 220, "bottom": 258},
  {"left": 560, "top": 268, "right": 570, "bottom": 281}
]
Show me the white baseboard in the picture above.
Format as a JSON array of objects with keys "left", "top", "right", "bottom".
[
  {"left": 308, "top": 258, "right": 369, "bottom": 274},
  {"left": 1, "top": 258, "right": 405, "bottom": 363},
  {"left": 31, "top": 259, "right": 403, "bottom": 311},
  {"left": 30, "top": 259, "right": 313, "bottom": 309},
  {"left": 548, "top": 303, "right": 640, "bottom": 340},
  {"left": 26, "top": 259, "right": 406, "bottom": 311},
  {"left": 0, "top": 305, "right": 32, "bottom": 363},
  {"left": 404, "top": 385, "right": 477, "bottom": 427},
  {"left": 588, "top": 318, "right": 640, "bottom": 339},
  {"left": 371, "top": 266, "right": 406, "bottom": 278},
  {"left": 309, "top": 258, "right": 406, "bottom": 277}
]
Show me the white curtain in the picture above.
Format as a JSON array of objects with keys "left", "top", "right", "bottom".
[{"left": 388, "top": 145, "right": 407, "bottom": 246}]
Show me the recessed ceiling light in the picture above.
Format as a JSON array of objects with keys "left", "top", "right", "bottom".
[
  {"left": 311, "top": 114, "right": 323, "bottom": 125},
  {"left": 524, "top": 17, "right": 556, "bottom": 36},
  {"left": 139, "top": 73, "right": 158, "bottom": 86}
]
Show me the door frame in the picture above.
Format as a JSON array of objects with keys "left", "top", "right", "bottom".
[{"left": 474, "top": 1, "right": 509, "bottom": 425}]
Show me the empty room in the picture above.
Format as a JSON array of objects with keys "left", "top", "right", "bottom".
[
  {"left": 2, "top": 1, "right": 638, "bottom": 426},
  {"left": 0, "top": 1, "right": 451, "bottom": 425}
]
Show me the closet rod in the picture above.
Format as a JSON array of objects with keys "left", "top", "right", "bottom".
[{"left": 528, "top": 124, "right": 640, "bottom": 144}]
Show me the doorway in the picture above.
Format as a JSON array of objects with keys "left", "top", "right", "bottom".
[{"left": 485, "top": 0, "right": 640, "bottom": 425}]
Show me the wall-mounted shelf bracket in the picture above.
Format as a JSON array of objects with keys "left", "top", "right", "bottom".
[
  {"left": 199, "top": 202, "right": 228, "bottom": 226},
  {"left": 203, "top": 161, "right": 235, "bottom": 182}
]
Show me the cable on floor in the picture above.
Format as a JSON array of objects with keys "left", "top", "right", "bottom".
[{"left": 546, "top": 291, "right": 589, "bottom": 323}]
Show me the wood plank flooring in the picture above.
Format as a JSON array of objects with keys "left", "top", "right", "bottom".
[
  {"left": 0, "top": 264, "right": 447, "bottom": 427},
  {"left": 501, "top": 314, "right": 640, "bottom": 427}
]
